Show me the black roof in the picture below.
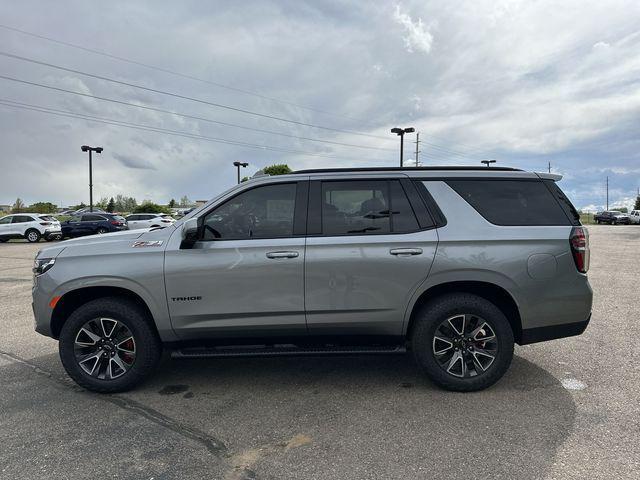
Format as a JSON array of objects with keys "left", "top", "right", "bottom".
[{"left": 293, "top": 166, "right": 522, "bottom": 174}]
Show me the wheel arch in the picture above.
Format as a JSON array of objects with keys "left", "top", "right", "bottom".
[
  {"left": 405, "top": 281, "right": 523, "bottom": 344},
  {"left": 51, "top": 286, "right": 156, "bottom": 339}
]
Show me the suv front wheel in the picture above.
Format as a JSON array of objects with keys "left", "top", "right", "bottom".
[
  {"left": 411, "top": 293, "right": 514, "bottom": 392},
  {"left": 59, "top": 297, "right": 162, "bottom": 393}
]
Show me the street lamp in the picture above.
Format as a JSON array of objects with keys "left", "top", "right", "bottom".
[
  {"left": 233, "top": 161, "right": 248, "bottom": 184},
  {"left": 481, "top": 160, "right": 496, "bottom": 168},
  {"left": 391, "top": 127, "right": 415, "bottom": 167},
  {"left": 81, "top": 145, "right": 103, "bottom": 212}
]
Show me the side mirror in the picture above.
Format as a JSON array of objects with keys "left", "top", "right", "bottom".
[{"left": 180, "top": 217, "right": 199, "bottom": 249}]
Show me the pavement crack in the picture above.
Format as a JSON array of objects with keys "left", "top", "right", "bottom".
[{"left": 0, "top": 349, "right": 227, "bottom": 456}]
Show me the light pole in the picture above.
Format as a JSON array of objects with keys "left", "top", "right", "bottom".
[
  {"left": 233, "top": 161, "right": 248, "bottom": 184},
  {"left": 81, "top": 145, "right": 103, "bottom": 212},
  {"left": 481, "top": 160, "right": 496, "bottom": 168},
  {"left": 391, "top": 127, "right": 415, "bottom": 167}
]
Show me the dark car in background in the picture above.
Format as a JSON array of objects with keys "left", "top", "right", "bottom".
[
  {"left": 61, "top": 213, "right": 128, "bottom": 238},
  {"left": 594, "top": 210, "right": 631, "bottom": 224}
]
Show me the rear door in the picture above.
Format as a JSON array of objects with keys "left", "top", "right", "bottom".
[
  {"left": 80, "top": 214, "right": 105, "bottom": 235},
  {"left": 304, "top": 177, "right": 438, "bottom": 336},
  {"left": 165, "top": 180, "right": 309, "bottom": 339}
]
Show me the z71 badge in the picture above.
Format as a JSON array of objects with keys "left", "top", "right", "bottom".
[{"left": 132, "top": 240, "right": 164, "bottom": 248}]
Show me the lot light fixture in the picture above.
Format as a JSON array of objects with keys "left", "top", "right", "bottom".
[
  {"left": 391, "top": 127, "right": 415, "bottom": 167},
  {"left": 233, "top": 161, "right": 249, "bottom": 184},
  {"left": 81, "top": 145, "right": 103, "bottom": 212}
]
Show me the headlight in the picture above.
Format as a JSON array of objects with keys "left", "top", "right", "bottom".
[{"left": 33, "top": 257, "right": 55, "bottom": 276}]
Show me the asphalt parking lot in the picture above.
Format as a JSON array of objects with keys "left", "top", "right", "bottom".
[{"left": 1, "top": 226, "right": 639, "bottom": 480}]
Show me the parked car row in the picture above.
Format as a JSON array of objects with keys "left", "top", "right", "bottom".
[
  {"left": 593, "top": 210, "right": 634, "bottom": 224},
  {"left": 0, "top": 212, "right": 176, "bottom": 242}
]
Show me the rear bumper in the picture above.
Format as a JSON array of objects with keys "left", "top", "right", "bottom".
[{"left": 520, "top": 313, "right": 591, "bottom": 345}]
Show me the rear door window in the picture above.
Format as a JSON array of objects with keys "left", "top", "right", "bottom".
[
  {"left": 320, "top": 180, "right": 420, "bottom": 235},
  {"left": 82, "top": 215, "right": 105, "bottom": 222},
  {"left": 447, "top": 179, "right": 571, "bottom": 226}
]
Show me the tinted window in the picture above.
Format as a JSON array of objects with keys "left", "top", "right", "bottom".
[
  {"left": 12, "top": 215, "right": 33, "bottom": 223},
  {"left": 125, "top": 215, "right": 138, "bottom": 221},
  {"left": 82, "top": 215, "right": 105, "bottom": 222},
  {"left": 0, "top": 216, "right": 12, "bottom": 224},
  {"left": 543, "top": 180, "right": 580, "bottom": 224},
  {"left": 38, "top": 216, "right": 57, "bottom": 221},
  {"left": 322, "top": 181, "right": 391, "bottom": 235},
  {"left": 202, "top": 183, "right": 297, "bottom": 240},
  {"left": 389, "top": 181, "right": 420, "bottom": 232},
  {"left": 447, "top": 179, "right": 570, "bottom": 226},
  {"left": 320, "top": 180, "right": 421, "bottom": 235}
]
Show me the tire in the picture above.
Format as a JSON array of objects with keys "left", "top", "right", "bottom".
[
  {"left": 96, "top": 227, "right": 109, "bottom": 234},
  {"left": 25, "top": 229, "right": 41, "bottom": 243},
  {"left": 411, "top": 293, "right": 514, "bottom": 392},
  {"left": 59, "top": 297, "right": 162, "bottom": 393}
]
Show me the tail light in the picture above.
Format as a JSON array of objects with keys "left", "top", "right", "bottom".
[
  {"left": 39, "top": 222, "right": 52, "bottom": 226},
  {"left": 569, "top": 226, "right": 589, "bottom": 273},
  {"left": 110, "top": 220, "right": 122, "bottom": 226}
]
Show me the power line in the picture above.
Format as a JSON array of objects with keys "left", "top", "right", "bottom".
[
  {"left": 0, "top": 98, "right": 394, "bottom": 163},
  {"left": 0, "top": 50, "right": 491, "bottom": 160},
  {"left": 0, "top": 50, "right": 391, "bottom": 140},
  {"left": 0, "top": 23, "right": 376, "bottom": 126},
  {"left": 0, "top": 74, "right": 395, "bottom": 153}
]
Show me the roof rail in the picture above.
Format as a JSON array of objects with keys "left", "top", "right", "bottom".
[{"left": 293, "top": 166, "right": 522, "bottom": 174}]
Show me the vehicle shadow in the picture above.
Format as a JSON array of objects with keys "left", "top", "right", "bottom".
[{"left": 126, "top": 351, "right": 576, "bottom": 479}]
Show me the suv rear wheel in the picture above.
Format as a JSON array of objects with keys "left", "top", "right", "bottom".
[
  {"left": 411, "top": 293, "right": 514, "bottom": 392},
  {"left": 59, "top": 297, "right": 161, "bottom": 393},
  {"left": 25, "top": 229, "right": 41, "bottom": 243}
]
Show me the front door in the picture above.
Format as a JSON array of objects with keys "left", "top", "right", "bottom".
[
  {"left": 0, "top": 215, "right": 14, "bottom": 238},
  {"left": 165, "top": 180, "right": 308, "bottom": 340},
  {"left": 304, "top": 178, "right": 438, "bottom": 337}
]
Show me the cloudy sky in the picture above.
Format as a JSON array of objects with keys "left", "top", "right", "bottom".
[{"left": 1, "top": 0, "right": 639, "bottom": 211}]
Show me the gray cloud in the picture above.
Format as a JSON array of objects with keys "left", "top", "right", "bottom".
[
  {"left": 0, "top": 0, "right": 639, "bottom": 209},
  {"left": 112, "top": 152, "right": 157, "bottom": 170}
]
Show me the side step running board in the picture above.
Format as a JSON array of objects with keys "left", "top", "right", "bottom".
[{"left": 172, "top": 344, "right": 407, "bottom": 359}]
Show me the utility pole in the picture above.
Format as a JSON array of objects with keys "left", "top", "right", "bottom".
[
  {"left": 414, "top": 132, "right": 421, "bottom": 166},
  {"left": 81, "top": 145, "right": 103, "bottom": 212},
  {"left": 548, "top": 161, "right": 551, "bottom": 173},
  {"left": 606, "top": 176, "right": 609, "bottom": 210}
]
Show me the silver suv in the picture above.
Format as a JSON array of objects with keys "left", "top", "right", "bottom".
[{"left": 32, "top": 167, "right": 593, "bottom": 392}]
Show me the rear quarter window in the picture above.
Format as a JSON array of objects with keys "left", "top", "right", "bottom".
[{"left": 446, "top": 179, "right": 572, "bottom": 226}]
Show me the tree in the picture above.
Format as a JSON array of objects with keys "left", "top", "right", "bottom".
[
  {"left": 168, "top": 198, "right": 176, "bottom": 208},
  {"left": 133, "top": 201, "right": 170, "bottom": 214},
  {"left": 635, "top": 196, "right": 640, "bottom": 210},
  {"left": 27, "top": 202, "right": 57, "bottom": 213},
  {"left": 263, "top": 164, "right": 292, "bottom": 176},
  {"left": 96, "top": 197, "right": 109, "bottom": 210},
  {"left": 106, "top": 197, "right": 115, "bottom": 213},
  {"left": 179, "top": 196, "right": 192, "bottom": 207},
  {"left": 114, "top": 195, "right": 137, "bottom": 213},
  {"left": 11, "top": 198, "right": 25, "bottom": 213}
]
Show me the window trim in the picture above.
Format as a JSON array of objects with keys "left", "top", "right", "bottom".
[
  {"left": 307, "top": 178, "right": 434, "bottom": 238},
  {"left": 197, "top": 181, "right": 307, "bottom": 242}
]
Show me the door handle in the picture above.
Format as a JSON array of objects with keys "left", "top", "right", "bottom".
[
  {"left": 389, "top": 248, "right": 423, "bottom": 256},
  {"left": 266, "top": 251, "right": 299, "bottom": 259}
]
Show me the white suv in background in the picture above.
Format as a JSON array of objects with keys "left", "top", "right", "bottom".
[
  {"left": 629, "top": 210, "right": 640, "bottom": 224},
  {"left": 124, "top": 213, "right": 175, "bottom": 230},
  {"left": 0, "top": 214, "right": 62, "bottom": 242}
]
